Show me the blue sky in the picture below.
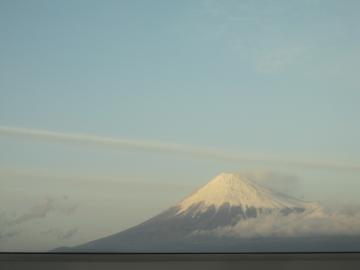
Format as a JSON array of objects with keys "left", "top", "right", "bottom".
[{"left": 1, "top": 0, "right": 360, "bottom": 251}]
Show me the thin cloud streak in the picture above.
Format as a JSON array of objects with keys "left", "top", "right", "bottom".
[{"left": 0, "top": 126, "right": 359, "bottom": 172}]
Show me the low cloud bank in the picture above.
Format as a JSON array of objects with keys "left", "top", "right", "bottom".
[
  {"left": 0, "top": 197, "right": 77, "bottom": 240},
  {"left": 193, "top": 207, "right": 360, "bottom": 238}
]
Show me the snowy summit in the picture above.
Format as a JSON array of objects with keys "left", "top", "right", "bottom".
[{"left": 177, "top": 172, "right": 318, "bottom": 214}]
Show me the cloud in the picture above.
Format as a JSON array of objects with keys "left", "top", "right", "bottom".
[
  {"left": 11, "top": 198, "right": 77, "bottom": 226},
  {"left": 12, "top": 198, "right": 55, "bottom": 225},
  {"left": 1, "top": 126, "right": 360, "bottom": 172},
  {"left": 41, "top": 227, "right": 78, "bottom": 240},
  {"left": 198, "top": 1, "right": 311, "bottom": 74},
  {"left": 59, "top": 228, "right": 78, "bottom": 240},
  {"left": 0, "top": 167, "right": 193, "bottom": 194},
  {"left": 0, "top": 230, "right": 20, "bottom": 241},
  {"left": 254, "top": 46, "right": 304, "bottom": 73},
  {"left": 0, "top": 212, "right": 20, "bottom": 240},
  {"left": 193, "top": 206, "right": 360, "bottom": 238},
  {"left": 0, "top": 197, "right": 77, "bottom": 241},
  {"left": 242, "top": 171, "right": 301, "bottom": 197}
]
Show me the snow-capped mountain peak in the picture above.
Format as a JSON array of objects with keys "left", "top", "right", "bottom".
[
  {"left": 57, "top": 171, "right": 329, "bottom": 253},
  {"left": 177, "top": 172, "right": 318, "bottom": 214}
]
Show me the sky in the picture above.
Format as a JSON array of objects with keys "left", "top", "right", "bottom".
[{"left": 0, "top": 0, "right": 360, "bottom": 251}]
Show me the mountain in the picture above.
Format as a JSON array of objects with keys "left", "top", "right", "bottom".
[
  {"left": 53, "top": 172, "right": 360, "bottom": 252},
  {"left": 177, "top": 172, "right": 319, "bottom": 215}
]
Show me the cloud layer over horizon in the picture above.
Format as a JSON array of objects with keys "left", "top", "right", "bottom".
[{"left": 193, "top": 206, "right": 360, "bottom": 238}]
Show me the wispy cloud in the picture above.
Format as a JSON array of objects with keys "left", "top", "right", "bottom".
[
  {"left": 41, "top": 227, "right": 78, "bottom": 240},
  {"left": 0, "top": 196, "right": 77, "bottom": 241},
  {"left": 0, "top": 167, "right": 194, "bottom": 194},
  {"left": 11, "top": 198, "right": 77, "bottom": 225},
  {"left": 241, "top": 171, "right": 302, "bottom": 198},
  {"left": 254, "top": 46, "right": 304, "bottom": 73},
  {"left": 199, "top": 1, "right": 311, "bottom": 74},
  {"left": 0, "top": 229, "right": 20, "bottom": 241},
  {"left": 1, "top": 126, "right": 360, "bottom": 172}
]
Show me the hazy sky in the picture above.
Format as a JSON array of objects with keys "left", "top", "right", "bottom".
[{"left": 1, "top": 0, "right": 360, "bottom": 251}]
